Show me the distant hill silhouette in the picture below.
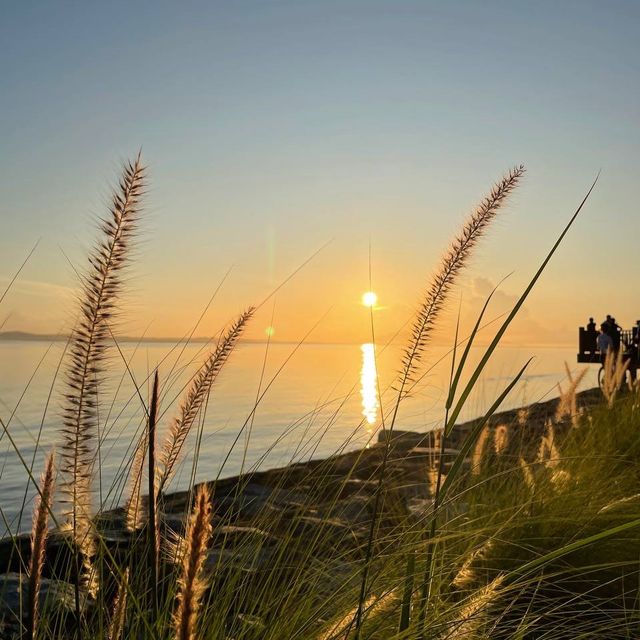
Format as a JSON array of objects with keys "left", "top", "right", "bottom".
[
  {"left": 0, "top": 331, "right": 332, "bottom": 346},
  {"left": 0, "top": 331, "right": 212, "bottom": 344}
]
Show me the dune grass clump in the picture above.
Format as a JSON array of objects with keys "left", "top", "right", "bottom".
[{"left": 1, "top": 155, "right": 638, "bottom": 640}]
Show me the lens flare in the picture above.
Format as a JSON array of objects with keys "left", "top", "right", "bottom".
[
  {"left": 362, "top": 291, "right": 378, "bottom": 307},
  {"left": 360, "top": 343, "right": 379, "bottom": 426}
]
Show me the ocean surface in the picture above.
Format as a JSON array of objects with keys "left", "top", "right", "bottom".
[{"left": 0, "top": 339, "right": 596, "bottom": 536}]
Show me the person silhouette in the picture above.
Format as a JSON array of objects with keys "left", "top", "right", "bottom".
[
  {"left": 586, "top": 317, "right": 596, "bottom": 332},
  {"left": 611, "top": 317, "right": 621, "bottom": 352},
  {"left": 597, "top": 324, "right": 613, "bottom": 364}
]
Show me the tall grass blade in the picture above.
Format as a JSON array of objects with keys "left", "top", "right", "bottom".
[
  {"left": 444, "top": 175, "right": 598, "bottom": 435},
  {"left": 441, "top": 358, "right": 532, "bottom": 501},
  {"left": 147, "top": 370, "right": 160, "bottom": 621},
  {"left": 399, "top": 550, "right": 416, "bottom": 632},
  {"left": 354, "top": 166, "right": 525, "bottom": 639},
  {"left": 444, "top": 279, "right": 505, "bottom": 414},
  {"left": 417, "top": 359, "right": 531, "bottom": 632}
]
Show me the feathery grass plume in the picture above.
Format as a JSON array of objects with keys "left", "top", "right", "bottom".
[
  {"left": 318, "top": 595, "right": 377, "bottom": 640},
  {"left": 28, "top": 452, "right": 55, "bottom": 640},
  {"left": 427, "top": 465, "right": 440, "bottom": 499},
  {"left": 599, "top": 493, "right": 640, "bottom": 514},
  {"left": 518, "top": 456, "right": 535, "bottom": 492},
  {"left": 471, "top": 425, "right": 490, "bottom": 477},
  {"left": 493, "top": 424, "right": 509, "bottom": 455},
  {"left": 602, "top": 349, "right": 629, "bottom": 407},
  {"left": 555, "top": 363, "right": 588, "bottom": 426},
  {"left": 517, "top": 406, "right": 529, "bottom": 428},
  {"left": 107, "top": 568, "right": 129, "bottom": 640},
  {"left": 446, "top": 575, "right": 505, "bottom": 639},
  {"left": 355, "top": 167, "right": 525, "bottom": 637},
  {"left": 399, "top": 165, "right": 524, "bottom": 392},
  {"left": 163, "top": 528, "right": 187, "bottom": 567},
  {"left": 550, "top": 468, "right": 571, "bottom": 489},
  {"left": 173, "top": 484, "right": 213, "bottom": 640},
  {"left": 59, "top": 154, "right": 145, "bottom": 593},
  {"left": 124, "top": 432, "right": 147, "bottom": 532},
  {"left": 157, "top": 307, "right": 254, "bottom": 493},
  {"left": 537, "top": 421, "right": 559, "bottom": 469},
  {"left": 316, "top": 592, "right": 398, "bottom": 640},
  {"left": 453, "top": 539, "right": 495, "bottom": 590}
]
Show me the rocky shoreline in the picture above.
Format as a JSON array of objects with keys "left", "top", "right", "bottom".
[{"left": 0, "top": 387, "right": 603, "bottom": 635}]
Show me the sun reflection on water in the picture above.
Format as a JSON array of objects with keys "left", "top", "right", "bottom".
[{"left": 360, "top": 343, "right": 379, "bottom": 430}]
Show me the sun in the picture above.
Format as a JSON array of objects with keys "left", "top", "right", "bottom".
[{"left": 362, "top": 291, "right": 378, "bottom": 308}]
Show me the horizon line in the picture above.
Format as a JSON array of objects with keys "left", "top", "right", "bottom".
[{"left": 0, "top": 330, "right": 576, "bottom": 350}]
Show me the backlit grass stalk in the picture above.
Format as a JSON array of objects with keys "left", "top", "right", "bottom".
[
  {"left": 59, "top": 154, "right": 144, "bottom": 612},
  {"left": 124, "top": 432, "right": 147, "bottom": 532},
  {"left": 414, "top": 173, "right": 598, "bottom": 634},
  {"left": 157, "top": 308, "right": 255, "bottom": 494},
  {"left": 147, "top": 370, "right": 160, "bottom": 621},
  {"left": 107, "top": 568, "right": 129, "bottom": 640},
  {"left": 446, "top": 575, "right": 505, "bottom": 639},
  {"left": 28, "top": 452, "right": 55, "bottom": 640},
  {"left": 401, "top": 165, "right": 525, "bottom": 392},
  {"left": 173, "top": 484, "right": 213, "bottom": 640},
  {"left": 354, "top": 165, "right": 525, "bottom": 638}
]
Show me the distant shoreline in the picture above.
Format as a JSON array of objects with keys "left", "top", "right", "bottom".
[
  {"left": 0, "top": 331, "right": 576, "bottom": 350},
  {"left": 0, "top": 330, "right": 344, "bottom": 347}
]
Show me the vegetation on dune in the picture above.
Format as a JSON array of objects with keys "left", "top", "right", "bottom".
[{"left": 1, "top": 156, "right": 639, "bottom": 640}]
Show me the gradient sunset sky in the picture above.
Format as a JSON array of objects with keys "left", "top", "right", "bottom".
[{"left": 1, "top": 1, "right": 638, "bottom": 346}]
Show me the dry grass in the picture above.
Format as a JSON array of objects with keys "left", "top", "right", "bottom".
[
  {"left": 28, "top": 452, "right": 55, "bottom": 640},
  {"left": 173, "top": 484, "right": 214, "bottom": 640},
  {"left": 356, "top": 165, "right": 525, "bottom": 637},
  {"left": 3, "top": 157, "right": 627, "bottom": 640},
  {"left": 106, "top": 568, "right": 129, "bottom": 640},
  {"left": 157, "top": 307, "right": 255, "bottom": 494},
  {"left": 59, "top": 154, "right": 145, "bottom": 599},
  {"left": 400, "top": 165, "right": 525, "bottom": 392}
]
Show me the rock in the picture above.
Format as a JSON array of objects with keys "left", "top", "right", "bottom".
[
  {"left": 377, "top": 429, "right": 434, "bottom": 448},
  {"left": 406, "top": 497, "right": 434, "bottom": 518},
  {"left": 235, "top": 612, "right": 266, "bottom": 633},
  {"left": 212, "top": 525, "right": 277, "bottom": 548},
  {"left": 289, "top": 516, "right": 365, "bottom": 550},
  {"left": 205, "top": 544, "right": 275, "bottom": 575},
  {"left": 315, "top": 496, "right": 372, "bottom": 528},
  {"left": 0, "top": 572, "right": 87, "bottom": 638},
  {"left": 326, "top": 478, "right": 378, "bottom": 499},
  {"left": 214, "top": 483, "right": 310, "bottom": 520},
  {"left": 406, "top": 446, "right": 460, "bottom": 459},
  {"left": 0, "top": 536, "right": 29, "bottom": 575}
]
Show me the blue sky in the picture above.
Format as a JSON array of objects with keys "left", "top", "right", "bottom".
[{"left": 1, "top": 1, "right": 639, "bottom": 343}]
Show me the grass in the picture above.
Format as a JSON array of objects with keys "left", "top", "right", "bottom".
[{"left": 0, "top": 156, "right": 639, "bottom": 639}]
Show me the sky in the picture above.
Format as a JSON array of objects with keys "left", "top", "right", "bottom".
[{"left": 1, "top": 1, "right": 639, "bottom": 347}]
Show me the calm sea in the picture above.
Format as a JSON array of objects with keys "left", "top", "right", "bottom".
[{"left": 0, "top": 339, "right": 595, "bottom": 536}]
